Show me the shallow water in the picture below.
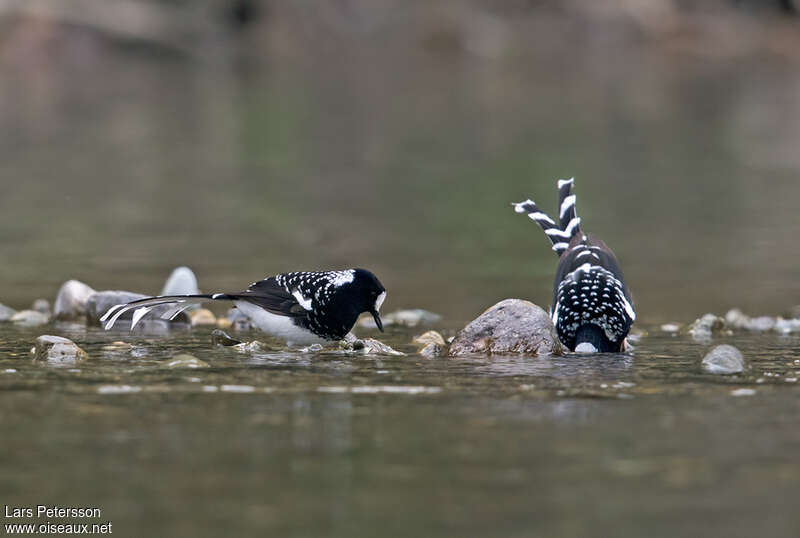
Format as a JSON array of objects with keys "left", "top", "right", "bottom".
[
  {"left": 3, "top": 7, "right": 800, "bottom": 537},
  {"left": 2, "top": 321, "right": 800, "bottom": 537}
]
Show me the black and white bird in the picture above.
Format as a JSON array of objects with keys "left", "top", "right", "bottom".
[
  {"left": 512, "top": 178, "right": 635, "bottom": 353},
  {"left": 101, "top": 269, "right": 387, "bottom": 346}
]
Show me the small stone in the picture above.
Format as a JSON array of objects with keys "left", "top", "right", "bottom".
[
  {"left": 724, "top": 309, "right": 776, "bottom": 332},
  {"left": 226, "top": 308, "right": 252, "bottom": 331},
  {"left": 341, "top": 337, "right": 404, "bottom": 356},
  {"left": 161, "top": 266, "right": 200, "bottom": 296},
  {"left": 730, "top": 388, "right": 756, "bottom": 397},
  {"left": 165, "top": 354, "right": 209, "bottom": 369},
  {"left": 11, "top": 310, "right": 49, "bottom": 327},
  {"left": 449, "top": 299, "right": 562, "bottom": 356},
  {"left": 702, "top": 344, "right": 745, "bottom": 374},
  {"left": 189, "top": 308, "right": 216, "bottom": 326},
  {"left": 660, "top": 323, "right": 681, "bottom": 333},
  {"left": 101, "top": 341, "right": 133, "bottom": 351},
  {"left": 775, "top": 318, "right": 800, "bottom": 334},
  {"left": 688, "top": 314, "right": 728, "bottom": 342},
  {"left": 215, "top": 317, "right": 232, "bottom": 329},
  {"left": 413, "top": 330, "right": 446, "bottom": 347},
  {"left": 31, "top": 299, "right": 51, "bottom": 315},
  {"left": 211, "top": 329, "right": 241, "bottom": 347},
  {"left": 0, "top": 303, "right": 18, "bottom": 321},
  {"left": 359, "top": 309, "right": 442, "bottom": 329},
  {"left": 53, "top": 280, "right": 96, "bottom": 320},
  {"left": 32, "top": 335, "right": 88, "bottom": 364},
  {"left": 419, "top": 343, "right": 443, "bottom": 358}
]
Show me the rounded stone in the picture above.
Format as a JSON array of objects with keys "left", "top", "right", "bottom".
[
  {"left": 449, "top": 299, "right": 562, "bottom": 356},
  {"left": 702, "top": 344, "right": 745, "bottom": 374},
  {"left": 53, "top": 280, "right": 97, "bottom": 320},
  {"left": 413, "top": 330, "right": 446, "bottom": 347},
  {"left": 189, "top": 308, "right": 217, "bottom": 326},
  {"left": 0, "top": 303, "right": 18, "bottom": 322},
  {"left": 11, "top": 310, "right": 49, "bottom": 327},
  {"left": 32, "top": 335, "right": 88, "bottom": 364},
  {"left": 161, "top": 266, "right": 200, "bottom": 296}
]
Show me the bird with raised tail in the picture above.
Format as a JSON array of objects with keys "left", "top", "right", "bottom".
[
  {"left": 512, "top": 178, "right": 635, "bottom": 352},
  {"left": 101, "top": 269, "right": 387, "bottom": 346}
]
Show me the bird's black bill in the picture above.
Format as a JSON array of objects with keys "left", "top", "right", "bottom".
[{"left": 371, "top": 310, "right": 384, "bottom": 332}]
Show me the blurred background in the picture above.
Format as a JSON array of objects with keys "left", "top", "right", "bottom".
[{"left": 1, "top": 0, "right": 799, "bottom": 323}]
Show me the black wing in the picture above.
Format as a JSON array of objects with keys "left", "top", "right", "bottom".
[{"left": 235, "top": 277, "right": 308, "bottom": 317}]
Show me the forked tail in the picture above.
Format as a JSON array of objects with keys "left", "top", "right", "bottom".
[{"left": 512, "top": 177, "right": 582, "bottom": 256}]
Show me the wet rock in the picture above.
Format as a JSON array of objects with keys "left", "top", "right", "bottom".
[
  {"left": 11, "top": 310, "right": 49, "bottom": 327},
  {"left": 419, "top": 343, "right": 443, "bottom": 358},
  {"left": 660, "top": 323, "right": 681, "bottom": 333},
  {"left": 233, "top": 340, "right": 272, "bottom": 353},
  {"left": 413, "top": 330, "right": 446, "bottom": 347},
  {"left": 211, "top": 329, "right": 241, "bottom": 347},
  {"left": 161, "top": 266, "right": 200, "bottom": 296},
  {"left": 53, "top": 280, "right": 96, "bottom": 320},
  {"left": 339, "top": 336, "right": 404, "bottom": 356},
  {"left": 359, "top": 309, "right": 442, "bottom": 329},
  {"left": 702, "top": 344, "right": 745, "bottom": 374},
  {"left": 32, "top": 299, "right": 51, "bottom": 315},
  {"left": 724, "top": 309, "right": 776, "bottom": 332},
  {"left": 0, "top": 303, "right": 17, "bottom": 321},
  {"left": 449, "top": 299, "right": 562, "bottom": 356},
  {"left": 215, "top": 317, "right": 232, "bottom": 329},
  {"left": 101, "top": 341, "right": 133, "bottom": 352},
  {"left": 32, "top": 335, "right": 88, "bottom": 364},
  {"left": 86, "top": 290, "right": 190, "bottom": 326},
  {"left": 165, "top": 354, "right": 209, "bottom": 369},
  {"left": 688, "top": 313, "right": 728, "bottom": 342},
  {"left": 189, "top": 308, "right": 216, "bottom": 326}
]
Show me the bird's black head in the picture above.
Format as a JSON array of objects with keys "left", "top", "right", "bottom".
[{"left": 345, "top": 268, "right": 387, "bottom": 331}]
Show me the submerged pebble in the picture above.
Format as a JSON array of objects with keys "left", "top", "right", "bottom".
[
  {"left": 418, "top": 343, "right": 443, "bottom": 358},
  {"left": 53, "top": 280, "right": 96, "bottom": 320},
  {"left": 165, "top": 354, "right": 209, "bottom": 369},
  {"left": 12, "top": 310, "right": 49, "bottom": 327},
  {"left": 32, "top": 335, "right": 88, "bottom": 364},
  {"left": 97, "top": 385, "right": 142, "bottom": 394},
  {"left": 702, "top": 344, "right": 745, "bottom": 374},
  {"left": 730, "top": 388, "right": 756, "bottom": 397},
  {"left": 449, "top": 299, "right": 562, "bottom": 356},
  {"left": 340, "top": 337, "right": 404, "bottom": 356},
  {"left": 660, "top": 323, "right": 681, "bottom": 333}
]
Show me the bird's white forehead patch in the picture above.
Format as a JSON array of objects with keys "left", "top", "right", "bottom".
[
  {"left": 374, "top": 291, "right": 386, "bottom": 312},
  {"left": 330, "top": 270, "right": 355, "bottom": 287}
]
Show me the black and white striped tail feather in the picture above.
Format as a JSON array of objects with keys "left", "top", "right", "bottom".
[
  {"left": 100, "top": 294, "right": 232, "bottom": 330},
  {"left": 512, "top": 177, "right": 581, "bottom": 256}
]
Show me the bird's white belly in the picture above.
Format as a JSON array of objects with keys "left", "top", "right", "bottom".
[{"left": 234, "top": 301, "right": 326, "bottom": 346}]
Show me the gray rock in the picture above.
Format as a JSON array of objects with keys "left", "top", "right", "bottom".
[
  {"left": 53, "top": 280, "right": 97, "bottom": 320},
  {"left": 702, "top": 344, "right": 745, "bottom": 374},
  {"left": 161, "top": 266, "right": 200, "bottom": 299},
  {"left": 32, "top": 299, "right": 51, "bottom": 315},
  {"left": 419, "top": 342, "right": 443, "bottom": 358},
  {"left": 211, "top": 329, "right": 241, "bottom": 347},
  {"left": 724, "top": 309, "right": 776, "bottom": 332},
  {"left": 339, "top": 336, "right": 404, "bottom": 356},
  {"left": 226, "top": 308, "right": 252, "bottom": 331},
  {"left": 359, "top": 309, "right": 442, "bottom": 329},
  {"left": 449, "top": 299, "right": 562, "bottom": 356},
  {"left": 775, "top": 318, "right": 800, "bottom": 334},
  {"left": 86, "top": 290, "right": 190, "bottom": 327},
  {"left": 11, "top": 310, "right": 49, "bottom": 327},
  {"left": 688, "top": 313, "right": 728, "bottom": 342},
  {"left": 0, "top": 303, "right": 17, "bottom": 321},
  {"left": 165, "top": 354, "right": 209, "bottom": 369},
  {"left": 32, "top": 335, "right": 88, "bottom": 364}
]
